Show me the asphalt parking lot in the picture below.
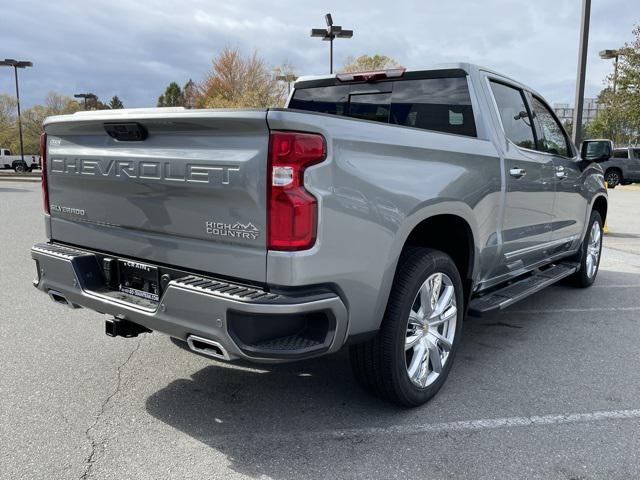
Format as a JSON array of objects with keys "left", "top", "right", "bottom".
[{"left": 2, "top": 182, "right": 640, "bottom": 480}]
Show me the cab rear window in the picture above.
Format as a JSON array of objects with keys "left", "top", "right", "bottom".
[{"left": 288, "top": 76, "right": 477, "bottom": 137}]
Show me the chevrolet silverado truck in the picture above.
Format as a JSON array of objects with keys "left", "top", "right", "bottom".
[
  {"left": 31, "top": 64, "right": 610, "bottom": 406},
  {"left": 597, "top": 145, "right": 640, "bottom": 187}
]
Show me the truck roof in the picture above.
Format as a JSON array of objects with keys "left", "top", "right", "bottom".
[{"left": 294, "top": 62, "right": 545, "bottom": 99}]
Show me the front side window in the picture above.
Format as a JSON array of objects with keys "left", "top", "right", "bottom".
[
  {"left": 489, "top": 81, "right": 536, "bottom": 150},
  {"left": 530, "top": 96, "right": 571, "bottom": 157},
  {"left": 614, "top": 149, "right": 628, "bottom": 159},
  {"left": 631, "top": 149, "right": 640, "bottom": 159},
  {"left": 390, "top": 77, "right": 476, "bottom": 136}
]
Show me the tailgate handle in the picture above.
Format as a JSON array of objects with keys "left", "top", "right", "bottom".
[{"left": 104, "top": 122, "right": 148, "bottom": 141}]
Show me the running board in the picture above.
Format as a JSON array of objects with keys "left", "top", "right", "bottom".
[{"left": 468, "top": 262, "right": 578, "bottom": 317}]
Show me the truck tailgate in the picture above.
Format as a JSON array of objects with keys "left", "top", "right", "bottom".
[{"left": 44, "top": 109, "right": 269, "bottom": 283}]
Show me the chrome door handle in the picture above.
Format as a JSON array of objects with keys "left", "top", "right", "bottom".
[
  {"left": 555, "top": 166, "right": 567, "bottom": 179},
  {"left": 509, "top": 167, "right": 526, "bottom": 178}
]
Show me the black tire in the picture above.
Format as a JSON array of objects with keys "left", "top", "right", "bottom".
[
  {"left": 13, "top": 163, "right": 26, "bottom": 173},
  {"left": 566, "top": 211, "right": 603, "bottom": 288},
  {"left": 605, "top": 169, "right": 621, "bottom": 188},
  {"left": 349, "top": 248, "right": 464, "bottom": 407}
]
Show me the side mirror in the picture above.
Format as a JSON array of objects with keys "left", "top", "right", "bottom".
[{"left": 581, "top": 139, "right": 613, "bottom": 162}]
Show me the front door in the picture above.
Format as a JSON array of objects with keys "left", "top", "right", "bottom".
[{"left": 528, "top": 94, "right": 585, "bottom": 247}]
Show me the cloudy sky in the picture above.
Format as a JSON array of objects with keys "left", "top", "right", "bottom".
[{"left": 1, "top": 0, "right": 636, "bottom": 109}]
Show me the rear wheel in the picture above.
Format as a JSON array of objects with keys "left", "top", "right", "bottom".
[
  {"left": 349, "top": 248, "right": 463, "bottom": 406},
  {"left": 13, "top": 163, "right": 26, "bottom": 173},
  {"left": 605, "top": 169, "right": 621, "bottom": 188},
  {"left": 567, "top": 211, "right": 603, "bottom": 288}
]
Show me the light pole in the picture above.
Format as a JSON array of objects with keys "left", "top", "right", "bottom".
[
  {"left": 571, "top": 0, "right": 591, "bottom": 146},
  {"left": 0, "top": 59, "right": 33, "bottom": 163},
  {"left": 74, "top": 93, "right": 97, "bottom": 110},
  {"left": 310, "top": 13, "right": 353, "bottom": 74},
  {"left": 599, "top": 49, "right": 622, "bottom": 93}
]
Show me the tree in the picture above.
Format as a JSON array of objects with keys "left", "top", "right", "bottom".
[
  {"left": 589, "top": 24, "right": 640, "bottom": 145},
  {"left": 340, "top": 54, "right": 402, "bottom": 73},
  {"left": 0, "top": 92, "right": 81, "bottom": 154},
  {"left": 109, "top": 96, "right": 124, "bottom": 109},
  {"left": 0, "top": 94, "right": 18, "bottom": 151},
  {"left": 183, "top": 79, "right": 197, "bottom": 109},
  {"left": 196, "top": 47, "right": 288, "bottom": 108},
  {"left": 157, "top": 82, "right": 184, "bottom": 107}
]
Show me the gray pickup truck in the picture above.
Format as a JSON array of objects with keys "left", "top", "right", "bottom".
[
  {"left": 32, "top": 64, "right": 609, "bottom": 406},
  {"left": 597, "top": 146, "right": 640, "bottom": 187}
]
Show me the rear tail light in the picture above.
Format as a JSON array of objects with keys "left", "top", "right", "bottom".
[
  {"left": 39, "top": 132, "right": 49, "bottom": 214},
  {"left": 336, "top": 68, "right": 405, "bottom": 83},
  {"left": 268, "top": 131, "right": 326, "bottom": 251}
]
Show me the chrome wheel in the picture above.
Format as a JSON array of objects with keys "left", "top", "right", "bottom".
[
  {"left": 585, "top": 220, "right": 602, "bottom": 279},
  {"left": 405, "top": 272, "right": 457, "bottom": 388}
]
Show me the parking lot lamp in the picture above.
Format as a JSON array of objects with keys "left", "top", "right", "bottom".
[
  {"left": 310, "top": 13, "right": 353, "bottom": 74},
  {"left": 0, "top": 59, "right": 33, "bottom": 163}
]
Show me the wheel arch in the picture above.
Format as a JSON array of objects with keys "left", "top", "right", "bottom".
[
  {"left": 592, "top": 194, "right": 608, "bottom": 224},
  {"left": 376, "top": 205, "right": 478, "bottom": 328}
]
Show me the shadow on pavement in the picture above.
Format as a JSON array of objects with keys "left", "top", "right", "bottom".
[{"left": 145, "top": 269, "right": 640, "bottom": 479}]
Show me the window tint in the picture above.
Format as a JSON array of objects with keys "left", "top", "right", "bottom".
[
  {"left": 633, "top": 149, "right": 640, "bottom": 160},
  {"left": 530, "top": 96, "right": 570, "bottom": 157},
  {"left": 288, "top": 85, "right": 349, "bottom": 115},
  {"left": 348, "top": 92, "right": 391, "bottom": 123},
  {"left": 490, "top": 81, "right": 536, "bottom": 150},
  {"left": 389, "top": 78, "right": 476, "bottom": 136},
  {"left": 614, "top": 149, "right": 628, "bottom": 159}
]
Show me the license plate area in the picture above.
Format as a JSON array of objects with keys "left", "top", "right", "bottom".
[{"left": 118, "top": 259, "right": 160, "bottom": 303}]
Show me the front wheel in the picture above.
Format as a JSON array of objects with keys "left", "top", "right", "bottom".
[
  {"left": 567, "top": 211, "right": 603, "bottom": 288},
  {"left": 349, "top": 248, "right": 463, "bottom": 407}
]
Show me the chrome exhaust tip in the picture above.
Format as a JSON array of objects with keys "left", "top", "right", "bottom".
[
  {"left": 186, "top": 335, "right": 230, "bottom": 361},
  {"left": 48, "top": 290, "right": 80, "bottom": 309}
]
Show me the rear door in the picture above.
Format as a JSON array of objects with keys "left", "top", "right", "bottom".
[
  {"left": 44, "top": 110, "right": 269, "bottom": 282},
  {"left": 528, "top": 94, "right": 585, "bottom": 247},
  {"left": 487, "top": 80, "right": 556, "bottom": 271}
]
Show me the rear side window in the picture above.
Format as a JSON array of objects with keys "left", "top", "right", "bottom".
[
  {"left": 288, "top": 85, "right": 349, "bottom": 115},
  {"left": 489, "top": 81, "right": 536, "bottom": 150},
  {"left": 530, "top": 96, "right": 571, "bottom": 157},
  {"left": 633, "top": 149, "right": 640, "bottom": 159},
  {"left": 389, "top": 78, "right": 476, "bottom": 136},
  {"left": 289, "top": 76, "right": 477, "bottom": 137},
  {"left": 614, "top": 149, "right": 629, "bottom": 158}
]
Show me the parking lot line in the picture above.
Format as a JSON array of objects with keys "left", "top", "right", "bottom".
[{"left": 221, "top": 408, "right": 640, "bottom": 441}]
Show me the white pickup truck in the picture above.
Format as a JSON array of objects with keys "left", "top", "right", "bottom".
[{"left": 1, "top": 148, "right": 40, "bottom": 172}]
